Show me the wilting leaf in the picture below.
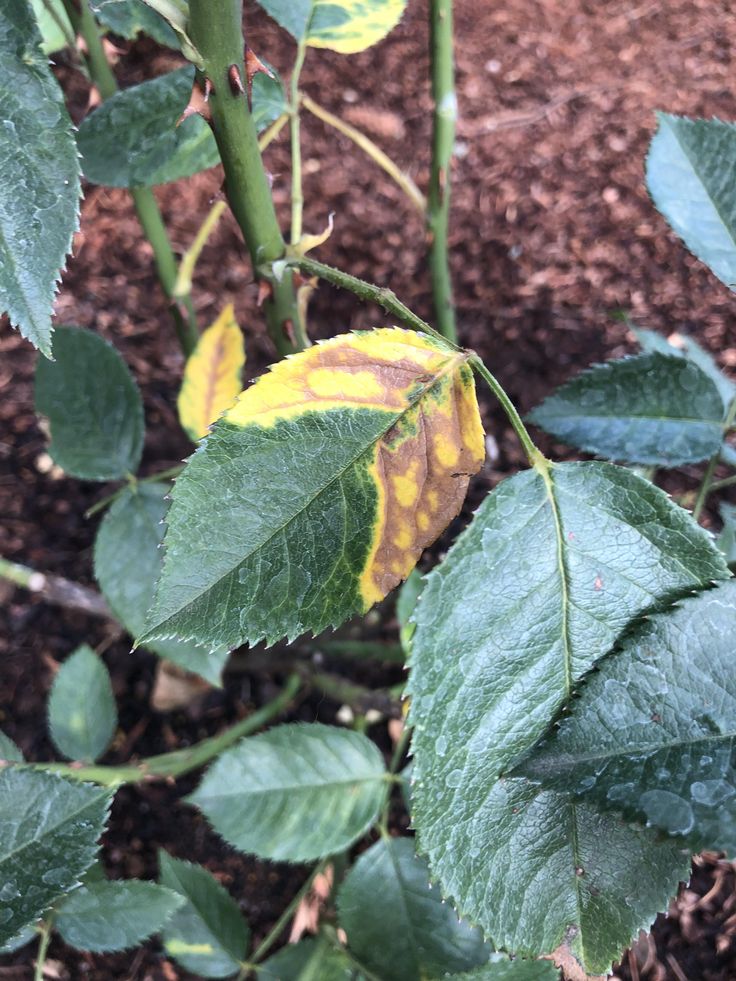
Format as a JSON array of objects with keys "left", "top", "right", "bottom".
[
  {"left": 408, "top": 460, "right": 726, "bottom": 973},
  {"left": 141, "top": 328, "right": 484, "bottom": 653},
  {"left": 47, "top": 644, "right": 117, "bottom": 762},
  {"left": 337, "top": 837, "right": 489, "bottom": 981},
  {"left": 0, "top": 770, "right": 112, "bottom": 944},
  {"left": 646, "top": 114, "right": 736, "bottom": 292},
  {"left": 516, "top": 581, "right": 736, "bottom": 854},
  {"left": 188, "top": 723, "right": 387, "bottom": 862},
  {"left": 160, "top": 852, "right": 250, "bottom": 978},
  {"left": 94, "top": 483, "right": 230, "bottom": 684},
  {"left": 91, "top": 0, "right": 179, "bottom": 47},
  {"left": 0, "top": 2, "right": 81, "bottom": 356},
  {"left": 257, "top": 0, "right": 407, "bottom": 53},
  {"left": 56, "top": 879, "right": 183, "bottom": 952},
  {"left": 178, "top": 304, "right": 245, "bottom": 441},
  {"left": 528, "top": 352, "right": 725, "bottom": 466}
]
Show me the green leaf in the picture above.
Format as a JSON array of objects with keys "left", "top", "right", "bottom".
[
  {"left": 0, "top": 731, "right": 23, "bottom": 763},
  {"left": 188, "top": 723, "right": 387, "bottom": 862},
  {"left": 91, "top": 0, "right": 179, "bottom": 47},
  {"left": 257, "top": 936, "right": 360, "bottom": 980},
  {"left": 0, "top": 3, "right": 81, "bottom": 357},
  {"left": 646, "top": 114, "right": 736, "bottom": 292},
  {"left": 633, "top": 327, "right": 736, "bottom": 415},
  {"left": 159, "top": 851, "right": 249, "bottom": 978},
  {"left": 516, "top": 581, "right": 736, "bottom": 854},
  {"left": 0, "top": 770, "right": 112, "bottom": 944},
  {"left": 396, "top": 568, "right": 423, "bottom": 656},
  {"left": 445, "top": 953, "right": 560, "bottom": 980},
  {"left": 77, "top": 65, "right": 285, "bottom": 189},
  {"left": 257, "top": 0, "right": 407, "bottom": 53},
  {"left": 48, "top": 645, "right": 117, "bottom": 762},
  {"left": 56, "top": 879, "right": 183, "bottom": 952},
  {"left": 528, "top": 352, "right": 725, "bottom": 466},
  {"left": 140, "top": 329, "right": 484, "bottom": 654},
  {"left": 94, "top": 483, "right": 229, "bottom": 684},
  {"left": 35, "top": 326, "right": 144, "bottom": 480},
  {"left": 718, "top": 503, "right": 736, "bottom": 564},
  {"left": 30, "top": 0, "right": 73, "bottom": 53},
  {"left": 338, "top": 837, "right": 489, "bottom": 981},
  {"left": 407, "top": 460, "right": 727, "bottom": 972},
  {"left": 0, "top": 925, "right": 37, "bottom": 955}
]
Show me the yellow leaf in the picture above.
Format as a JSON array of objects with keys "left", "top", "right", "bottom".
[
  {"left": 307, "top": 0, "right": 408, "bottom": 54},
  {"left": 177, "top": 304, "right": 245, "bottom": 441}
]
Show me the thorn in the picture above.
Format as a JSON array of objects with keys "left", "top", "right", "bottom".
[
  {"left": 245, "top": 46, "right": 273, "bottom": 107},
  {"left": 256, "top": 280, "right": 273, "bottom": 308},
  {"left": 204, "top": 76, "right": 215, "bottom": 101},
  {"left": 177, "top": 77, "right": 212, "bottom": 126},
  {"left": 283, "top": 319, "right": 297, "bottom": 346},
  {"left": 228, "top": 64, "right": 245, "bottom": 96}
]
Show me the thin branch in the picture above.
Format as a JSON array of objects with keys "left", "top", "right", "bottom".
[{"left": 1, "top": 556, "right": 112, "bottom": 619}]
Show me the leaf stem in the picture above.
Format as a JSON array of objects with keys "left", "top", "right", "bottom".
[
  {"left": 34, "top": 918, "right": 54, "bottom": 981},
  {"left": 249, "top": 860, "right": 327, "bottom": 965},
  {"left": 468, "top": 355, "right": 540, "bottom": 465},
  {"left": 187, "top": 0, "right": 307, "bottom": 355},
  {"left": 84, "top": 464, "right": 184, "bottom": 518},
  {"left": 301, "top": 95, "right": 426, "bottom": 214},
  {"left": 60, "top": 0, "right": 199, "bottom": 356},
  {"left": 693, "top": 397, "right": 736, "bottom": 521},
  {"left": 31, "top": 674, "right": 302, "bottom": 786},
  {"left": 289, "top": 40, "right": 308, "bottom": 246},
  {"left": 0, "top": 556, "right": 112, "bottom": 618},
  {"left": 710, "top": 473, "right": 736, "bottom": 494},
  {"left": 427, "top": 0, "right": 458, "bottom": 341}
]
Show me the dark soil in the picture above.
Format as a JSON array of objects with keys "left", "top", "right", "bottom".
[{"left": 2, "top": 0, "right": 736, "bottom": 977}]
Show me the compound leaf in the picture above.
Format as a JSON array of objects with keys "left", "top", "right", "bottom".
[
  {"left": 0, "top": 3, "right": 81, "bottom": 357},
  {"left": 516, "top": 580, "right": 736, "bottom": 855},
  {"left": 141, "top": 328, "right": 484, "bottom": 653},
  {"left": 35, "top": 326, "right": 144, "bottom": 480},
  {"left": 528, "top": 352, "right": 725, "bottom": 466},
  {"left": 48, "top": 645, "right": 117, "bottom": 762},
  {"left": 0, "top": 770, "right": 112, "bottom": 944},
  {"left": 337, "top": 837, "right": 489, "bottom": 981},
  {"left": 257, "top": 936, "right": 359, "bottom": 980},
  {"left": 188, "top": 723, "right": 387, "bottom": 862},
  {"left": 56, "top": 879, "right": 183, "bottom": 952},
  {"left": 91, "top": 0, "right": 179, "bottom": 47},
  {"left": 159, "top": 851, "right": 250, "bottom": 978},
  {"left": 646, "top": 114, "right": 736, "bottom": 292},
  {"left": 408, "top": 460, "right": 726, "bottom": 973},
  {"left": 257, "top": 0, "right": 407, "bottom": 53},
  {"left": 178, "top": 303, "right": 245, "bottom": 441},
  {"left": 94, "top": 483, "right": 229, "bottom": 684}
]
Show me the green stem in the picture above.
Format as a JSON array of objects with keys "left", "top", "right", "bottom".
[
  {"left": 84, "top": 464, "right": 184, "bottom": 518},
  {"left": 427, "top": 0, "right": 458, "bottom": 342},
  {"left": 61, "top": 0, "right": 199, "bottom": 356},
  {"left": 710, "top": 473, "right": 736, "bottom": 494},
  {"left": 33, "top": 675, "right": 302, "bottom": 786},
  {"left": 693, "top": 398, "right": 736, "bottom": 521},
  {"left": 187, "top": 0, "right": 307, "bottom": 356},
  {"left": 301, "top": 95, "right": 425, "bottom": 215},
  {"left": 249, "top": 861, "right": 327, "bottom": 965},
  {"left": 34, "top": 918, "right": 54, "bottom": 981},
  {"left": 469, "top": 354, "right": 539, "bottom": 465},
  {"left": 289, "top": 41, "right": 308, "bottom": 246}
]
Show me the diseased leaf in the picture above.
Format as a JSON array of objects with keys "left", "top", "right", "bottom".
[
  {"left": 30, "top": 0, "right": 73, "bottom": 53},
  {"left": 257, "top": 0, "right": 407, "bottom": 53},
  {"left": 35, "top": 326, "right": 144, "bottom": 480},
  {"left": 0, "top": 3, "right": 81, "bottom": 357},
  {"left": 188, "top": 723, "right": 387, "bottom": 862},
  {"left": 159, "top": 851, "right": 250, "bottom": 978},
  {"left": 0, "top": 770, "right": 112, "bottom": 944},
  {"left": 408, "top": 460, "right": 727, "bottom": 973},
  {"left": 141, "top": 328, "right": 484, "bottom": 653},
  {"left": 445, "top": 953, "right": 560, "bottom": 980},
  {"left": 528, "top": 352, "right": 724, "bottom": 466},
  {"left": 257, "top": 936, "right": 359, "bottom": 980},
  {"left": 0, "top": 731, "right": 23, "bottom": 763},
  {"left": 48, "top": 645, "right": 117, "bottom": 762},
  {"left": 337, "top": 837, "right": 489, "bottom": 981},
  {"left": 91, "top": 0, "right": 179, "bottom": 47},
  {"left": 56, "top": 879, "right": 183, "bottom": 952},
  {"left": 516, "top": 581, "right": 736, "bottom": 855},
  {"left": 94, "top": 483, "right": 229, "bottom": 684},
  {"left": 178, "top": 304, "right": 245, "bottom": 441},
  {"left": 646, "top": 114, "right": 736, "bottom": 292}
]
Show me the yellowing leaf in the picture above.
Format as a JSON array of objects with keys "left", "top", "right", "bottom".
[
  {"left": 141, "top": 328, "right": 485, "bottom": 652},
  {"left": 177, "top": 304, "right": 245, "bottom": 441},
  {"left": 307, "top": 0, "right": 408, "bottom": 53}
]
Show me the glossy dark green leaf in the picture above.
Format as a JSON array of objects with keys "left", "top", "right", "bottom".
[
  {"left": 77, "top": 66, "right": 285, "bottom": 189},
  {"left": 516, "top": 581, "right": 736, "bottom": 854},
  {"left": 35, "top": 326, "right": 144, "bottom": 480},
  {"left": 0, "top": 731, "right": 23, "bottom": 763},
  {"left": 159, "top": 851, "right": 249, "bottom": 978},
  {"left": 338, "top": 837, "right": 489, "bottom": 981},
  {"left": 0, "top": 770, "right": 112, "bottom": 944},
  {"left": 528, "top": 353, "right": 724, "bottom": 466},
  {"left": 94, "top": 483, "right": 229, "bottom": 684},
  {"left": 646, "top": 114, "right": 736, "bottom": 291},
  {"left": 257, "top": 936, "right": 360, "bottom": 980},
  {"left": 92, "top": 0, "right": 179, "bottom": 47},
  {"left": 48, "top": 645, "right": 117, "bottom": 762},
  {"left": 445, "top": 954, "right": 560, "bottom": 980},
  {"left": 408, "top": 461, "right": 726, "bottom": 973},
  {"left": 0, "top": 3, "right": 81, "bottom": 357},
  {"left": 56, "top": 879, "right": 182, "bottom": 952},
  {"left": 718, "top": 503, "right": 736, "bottom": 564},
  {"left": 188, "top": 723, "right": 387, "bottom": 862}
]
